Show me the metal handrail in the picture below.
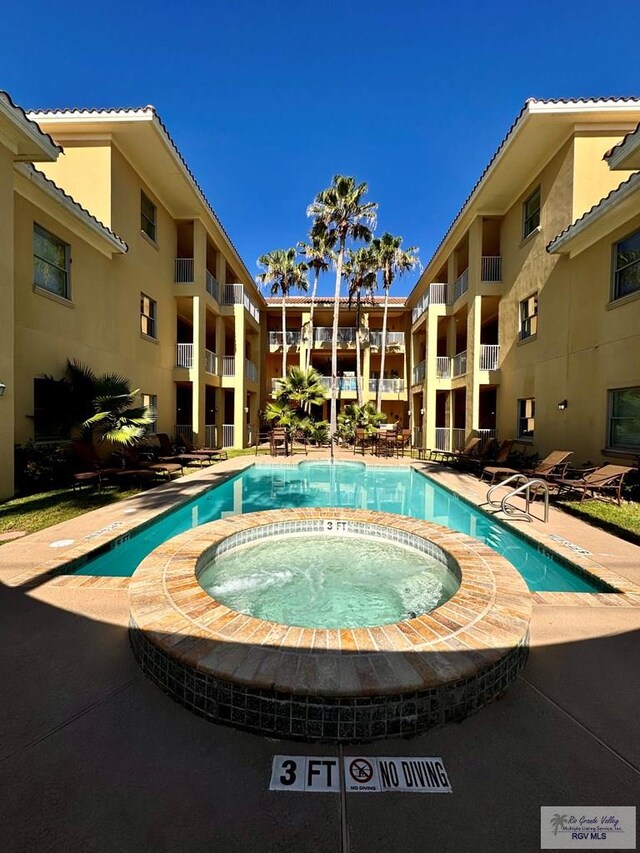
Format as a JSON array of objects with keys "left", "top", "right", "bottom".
[
  {"left": 486, "top": 474, "right": 529, "bottom": 507},
  {"left": 501, "top": 478, "right": 549, "bottom": 523}
]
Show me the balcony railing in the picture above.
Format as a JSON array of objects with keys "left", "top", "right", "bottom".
[
  {"left": 413, "top": 427, "right": 422, "bottom": 448},
  {"left": 205, "top": 424, "right": 217, "bottom": 448},
  {"left": 205, "top": 349, "right": 219, "bottom": 375},
  {"left": 369, "top": 331, "right": 405, "bottom": 348},
  {"left": 435, "top": 427, "right": 467, "bottom": 452},
  {"left": 368, "top": 378, "right": 406, "bottom": 393},
  {"left": 481, "top": 256, "right": 502, "bottom": 282},
  {"left": 176, "top": 343, "right": 193, "bottom": 368},
  {"left": 429, "top": 283, "right": 450, "bottom": 305},
  {"left": 452, "top": 350, "right": 467, "bottom": 377},
  {"left": 175, "top": 258, "right": 194, "bottom": 283},
  {"left": 221, "top": 283, "right": 260, "bottom": 322},
  {"left": 436, "top": 356, "right": 451, "bottom": 379},
  {"left": 222, "top": 356, "right": 235, "bottom": 376},
  {"left": 313, "top": 327, "right": 357, "bottom": 346},
  {"left": 479, "top": 344, "right": 500, "bottom": 371},
  {"left": 222, "top": 424, "right": 234, "bottom": 447},
  {"left": 245, "top": 359, "right": 258, "bottom": 383},
  {"left": 453, "top": 269, "right": 469, "bottom": 302},
  {"left": 411, "top": 291, "right": 429, "bottom": 324},
  {"left": 206, "top": 270, "right": 220, "bottom": 302},
  {"left": 412, "top": 359, "right": 426, "bottom": 386},
  {"left": 317, "top": 376, "right": 358, "bottom": 392},
  {"left": 269, "top": 331, "right": 301, "bottom": 348},
  {"left": 477, "top": 428, "right": 498, "bottom": 448}
]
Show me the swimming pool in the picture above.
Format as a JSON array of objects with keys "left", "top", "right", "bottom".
[{"left": 73, "top": 461, "right": 607, "bottom": 592}]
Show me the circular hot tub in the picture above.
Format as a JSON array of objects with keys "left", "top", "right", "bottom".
[{"left": 129, "top": 508, "right": 531, "bottom": 742}]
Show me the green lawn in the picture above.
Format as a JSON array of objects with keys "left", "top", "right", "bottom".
[{"left": 560, "top": 499, "right": 640, "bottom": 544}]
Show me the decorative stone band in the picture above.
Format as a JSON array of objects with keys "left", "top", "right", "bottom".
[{"left": 129, "top": 508, "right": 532, "bottom": 741}]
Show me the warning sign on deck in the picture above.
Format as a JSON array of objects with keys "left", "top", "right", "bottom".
[{"left": 270, "top": 755, "right": 452, "bottom": 793}]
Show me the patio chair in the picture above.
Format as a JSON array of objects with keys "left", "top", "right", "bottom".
[
  {"left": 395, "top": 429, "right": 413, "bottom": 457},
  {"left": 554, "top": 464, "right": 633, "bottom": 505},
  {"left": 69, "top": 441, "right": 120, "bottom": 489},
  {"left": 270, "top": 428, "right": 289, "bottom": 456},
  {"left": 469, "top": 439, "right": 514, "bottom": 475},
  {"left": 432, "top": 436, "right": 481, "bottom": 465},
  {"left": 178, "top": 433, "right": 228, "bottom": 463},
  {"left": 155, "top": 433, "right": 202, "bottom": 466},
  {"left": 481, "top": 449, "right": 573, "bottom": 485},
  {"left": 353, "top": 428, "right": 369, "bottom": 456}
]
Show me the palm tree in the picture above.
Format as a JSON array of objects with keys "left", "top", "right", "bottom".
[
  {"left": 274, "top": 366, "right": 325, "bottom": 414},
  {"left": 344, "top": 247, "right": 377, "bottom": 405},
  {"left": 370, "top": 233, "right": 420, "bottom": 411},
  {"left": 307, "top": 176, "right": 377, "bottom": 446},
  {"left": 257, "top": 248, "right": 309, "bottom": 378},
  {"left": 550, "top": 815, "right": 568, "bottom": 836},
  {"left": 297, "top": 233, "right": 333, "bottom": 370}
]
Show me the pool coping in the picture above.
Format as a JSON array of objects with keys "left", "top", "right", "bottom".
[{"left": 129, "top": 508, "right": 532, "bottom": 698}]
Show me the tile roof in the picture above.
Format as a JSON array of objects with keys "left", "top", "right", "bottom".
[
  {"left": 0, "top": 90, "right": 62, "bottom": 155},
  {"left": 546, "top": 171, "right": 640, "bottom": 252},
  {"left": 27, "top": 105, "right": 260, "bottom": 298},
  {"left": 266, "top": 295, "right": 407, "bottom": 306},
  {"left": 17, "top": 163, "right": 128, "bottom": 252},
  {"left": 603, "top": 121, "right": 640, "bottom": 160}
]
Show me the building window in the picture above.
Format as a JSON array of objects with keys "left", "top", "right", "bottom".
[
  {"left": 33, "top": 378, "right": 65, "bottom": 441},
  {"left": 613, "top": 229, "right": 640, "bottom": 300},
  {"left": 522, "top": 187, "right": 541, "bottom": 239},
  {"left": 141, "top": 191, "right": 157, "bottom": 241},
  {"left": 140, "top": 294, "right": 157, "bottom": 338},
  {"left": 33, "top": 224, "right": 70, "bottom": 299},
  {"left": 141, "top": 393, "right": 157, "bottom": 433},
  {"left": 608, "top": 387, "right": 640, "bottom": 451},
  {"left": 519, "top": 293, "right": 538, "bottom": 339},
  {"left": 517, "top": 398, "right": 535, "bottom": 440}
]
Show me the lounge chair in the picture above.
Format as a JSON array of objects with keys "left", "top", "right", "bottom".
[
  {"left": 469, "top": 439, "right": 514, "bottom": 475},
  {"left": 155, "top": 433, "right": 202, "bottom": 466},
  {"left": 178, "top": 433, "right": 228, "bottom": 463},
  {"left": 431, "top": 436, "right": 481, "bottom": 464},
  {"left": 481, "top": 449, "right": 573, "bottom": 485},
  {"left": 554, "top": 464, "right": 633, "bottom": 505}
]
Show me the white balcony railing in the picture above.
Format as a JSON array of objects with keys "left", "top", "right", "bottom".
[
  {"left": 481, "top": 256, "right": 502, "bottom": 282},
  {"left": 222, "top": 356, "right": 235, "bottom": 376},
  {"left": 206, "top": 270, "right": 220, "bottom": 302},
  {"left": 269, "top": 331, "right": 301, "bottom": 347},
  {"left": 479, "top": 344, "right": 500, "bottom": 371},
  {"left": 369, "top": 331, "right": 405, "bottom": 348},
  {"left": 452, "top": 350, "right": 467, "bottom": 377},
  {"left": 453, "top": 269, "right": 469, "bottom": 302},
  {"left": 313, "top": 327, "right": 357, "bottom": 346},
  {"left": 317, "top": 376, "right": 358, "bottom": 392},
  {"left": 436, "top": 356, "right": 451, "bottom": 379},
  {"left": 429, "top": 283, "right": 451, "bottom": 305},
  {"left": 175, "top": 258, "right": 194, "bottom": 283},
  {"left": 477, "top": 428, "right": 498, "bottom": 448},
  {"left": 413, "top": 427, "right": 422, "bottom": 448},
  {"left": 221, "top": 283, "right": 260, "bottom": 322},
  {"left": 412, "top": 291, "right": 429, "bottom": 324},
  {"left": 222, "top": 424, "right": 234, "bottom": 447},
  {"left": 205, "top": 349, "right": 219, "bottom": 375},
  {"left": 435, "top": 427, "right": 467, "bottom": 452},
  {"left": 368, "top": 378, "right": 406, "bottom": 393},
  {"left": 176, "top": 343, "right": 193, "bottom": 368},
  {"left": 205, "top": 424, "right": 217, "bottom": 448},
  {"left": 412, "top": 359, "right": 426, "bottom": 386},
  {"left": 245, "top": 359, "right": 258, "bottom": 383}
]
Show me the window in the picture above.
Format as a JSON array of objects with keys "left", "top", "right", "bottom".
[
  {"left": 140, "top": 294, "right": 157, "bottom": 338},
  {"left": 33, "top": 224, "right": 70, "bottom": 299},
  {"left": 519, "top": 293, "right": 538, "bottom": 340},
  {"left": 522, "top": 187, "right": 541, "bottom": 239},
  {"left": 141, "top": 393, "right": 157, "bottom": 433},
  {"left": 608, "top": 388, "right": 640, "bottom": 451},
  {"left": 613, "top": 229, "right": 640, "bottom": 300},
  {"left": 33, "top": 378, "right": 65, "bottom": 441},
  {"left": 517, "top": 398, "right": 535, "bottom": 440},
  {"left": 141, "top": 191, "right": 157, "bottom": 241}
]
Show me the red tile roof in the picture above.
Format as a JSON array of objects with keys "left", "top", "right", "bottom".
[{"left": 266, "top": 295, "right": 407, "bottom": 307}]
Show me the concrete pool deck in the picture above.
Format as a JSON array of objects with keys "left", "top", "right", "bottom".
[{"left": 0, "top": 450, "right": 639, "bottom": 851}]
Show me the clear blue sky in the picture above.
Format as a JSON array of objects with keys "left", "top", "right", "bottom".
[{"left": 3, "top": 0, "right": 640, "bottom": 295}]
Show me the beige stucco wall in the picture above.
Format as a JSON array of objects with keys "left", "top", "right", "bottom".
[
  {"left": 0, "top": 146, "right": 15, "bottom": 499},
  {"left": 37, "top": 141, "right": 112, "bottom": 227}
]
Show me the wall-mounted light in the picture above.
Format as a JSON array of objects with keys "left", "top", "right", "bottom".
[
  {"left": 558, "top": 399, "right": 568, "bottom": 411},
  {"left": 0, "top": 382, "right": 5, "bottom": 397},
  {"left": 420, "top": 408, "right": 425, "bottom": 416}
]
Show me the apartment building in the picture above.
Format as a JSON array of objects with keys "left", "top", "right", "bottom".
[
  {"left": 0, "top": 91, "right": 264, "bottom": 499},
  {"left": 264, "top": 296, "right": 410, "bottom": 423},
  {"left": 407, "top": 98, "right": 640, "bottom": 465}
]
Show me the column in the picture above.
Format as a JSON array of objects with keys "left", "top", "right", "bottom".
[
  {"left": 0, "top": 150, "right": 14, "bottom": 498},
  {"left": 233, "top": 307, "right": 246, "bottom": 448},
  {"left": 191, "top": 295, "right": 206, "bottom": 444},
  {"left": 300, "top": 310, "right": 310, "bottom": 369},
  {"left": 424, "top": 310, "right": 439, "bottom": 450},
  {"left": 466, "top": 215, "right": 483, "bottom": 437}
]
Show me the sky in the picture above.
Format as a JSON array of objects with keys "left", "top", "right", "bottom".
[{"left": 3, "top": 0, "right": 640, "bottom": 296}]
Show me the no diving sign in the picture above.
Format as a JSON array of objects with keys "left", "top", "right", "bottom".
[{"left": 269, "top": 756, "right": 452, "bottom": 794}]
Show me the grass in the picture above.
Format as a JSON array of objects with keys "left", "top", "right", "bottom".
[{"left": 559, "top": 498, "right": 640, "bottom": 545}]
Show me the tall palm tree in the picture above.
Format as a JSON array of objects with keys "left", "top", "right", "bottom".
[
  {"left": 297, "top": 233, "right": 333, "bottom": 370},
  {"left": 370, "top": 233, "right": 420, "bottom": 411},
  {"left": 274, "top": 366, "right": 326, "bottom": 414},
  {"left": 257, "top": 248, "right": 309, "bottom": 378},
  {"left": 307, "top": 176, "right": 377, "bottom": 444},
  {"left": 344, "top": 247, "right": 377, "bottom": 405}
]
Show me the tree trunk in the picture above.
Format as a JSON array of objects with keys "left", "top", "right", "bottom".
[
  {"left": 330, "top": 240, "right": 345, "bottom": 449},
  {"left": 307, "top": 268, "right": 319, "bottom": 371},
  {"left": 376, "top": 280, "right": 390, "bottom": 412},
  {"left": 281, "top": 296, "right": 287, "bottom": 380}
]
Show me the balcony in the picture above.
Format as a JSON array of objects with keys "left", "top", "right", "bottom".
[
  {"left": 452, "top": 350, "right": 467, "bottom": 377},
  {"left": 369, "top": 331, "right": 405, "bottom": 349},
  {"left": 206, "top": 270, "right": 220, "bottom": 302},
  {"left": 205, "top": 349, "right": 219, "bottom": 375},
  {"left": 368, "top": 378, "right": 406, "bottom": 393},
  {"left": 317, "top": 376, "right": 358, "bottom": 392},
  {"left": 435, "top": 427, "right": 467, "bottom": 453},
  {"left": 176, "top": 343, "right": 193, "bottom": 369},
  {"left": 481, "top": 256, "right": 502, "bottom": 282},
  {"left": 453, "top": 269, "right": 469, "bottom": 302},
  {"left": 222, "top": 356, "right": 235, "bottom": 377},
  {"left": 269, "top": 330, "right": 301, "bottom": 349},
  {"left": 175, "top": 258, "right": 194, "bottom": 283},
  {"left": 313, "top": 327, "right": 357, "bottom": 347},
  {"left": 245, "top": 358, "right": 259, "bottom": 383},
  {"left": 412, "top": 359, "right": 426, "bottom": 386},
  {"left": 436, "top": 356, "right": 451, "bottom": 379},
  {"left": 221, "top": 283, "right": 261, "bottom": 323},
  {"left": 479, "top": 344, "right": 500, "bottom": 371},
  {"left": 411, "top": 282, "right": 451, "bottom": 323}
]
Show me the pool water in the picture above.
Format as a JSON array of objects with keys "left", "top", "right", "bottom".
[
  {"left": 198, "top": 533, "right": 460, "bottom": 628},
  {"left": 73, "top": 462, "right": 606, "bottom": 592}
]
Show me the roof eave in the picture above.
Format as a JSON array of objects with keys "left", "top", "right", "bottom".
[{"left": 0, "top": 92, "right": 61, "bottom": 162}]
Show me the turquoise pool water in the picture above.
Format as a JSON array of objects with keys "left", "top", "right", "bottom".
[{"left": 73, "top": 462, "right": 606, "bottom": 592}]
